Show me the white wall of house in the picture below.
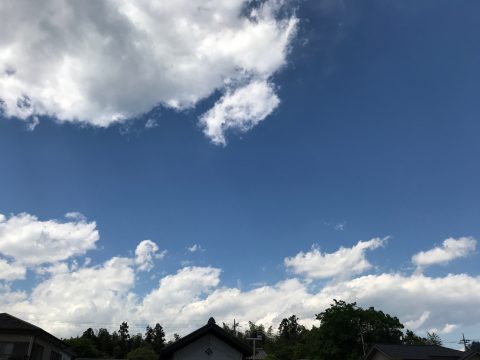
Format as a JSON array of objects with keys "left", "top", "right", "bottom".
[{"left": 173, "top": 334, "right": 243, "bottom": 360}]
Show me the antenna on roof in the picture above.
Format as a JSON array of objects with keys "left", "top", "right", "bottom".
[{"left": 459, "top": 333, "right": 471, "bottom": 351}]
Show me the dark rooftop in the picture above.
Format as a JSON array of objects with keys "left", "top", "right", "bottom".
[{"left": 366, "top": 344, "right": 464, "bottom": 360}]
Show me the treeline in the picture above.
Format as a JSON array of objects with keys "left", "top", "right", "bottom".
[
  {"left": 64, "top": 300, "right": 463, "bottom": 360},
  {"left": 64, "top": 322, "right": 170, "bottom": 360}
]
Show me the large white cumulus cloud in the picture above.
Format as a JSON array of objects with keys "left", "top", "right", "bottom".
[{"left": 0, "top": 0, "right": 297, "bottom": 143}]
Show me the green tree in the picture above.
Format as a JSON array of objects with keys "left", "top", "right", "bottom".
[
  {"left": 152, "top": 323, "right": 166, "bottom": 354},
  {"left": 425, "top": 332, "right": 442, "bottom": 346},
  {"left": 118, "top": 321, "right": 130, "bottom": 356},
  {"left": 403, "top": 329, "right": 428, "bottom": 345},
  {"left": 96, "top": 328, "right": 113, "bottom": 356},
  {"left": 278, "top": 315, "right": 304, "bottom": 342},
  {"left": 145, "top": 325, "right": 155, "bottom": 345},
  {"left": 274, "top": 315, "right": 307, "bottom": 360},
  {"left": 64, "top": 338, "right": 102, "bottom": 358},
  {"left": 82, "top": 328, "right": 96, "bottom": 341},
  {"left": 310, "top": 300, "right": 404, "bottom": 360},
  {"left": 130, "top": 333, "right": 144, "bottom": 351},
  {"left": 126, "top": 345, "right": 157, "bottom": 360}
]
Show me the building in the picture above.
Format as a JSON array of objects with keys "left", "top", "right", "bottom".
[
  {"left": 159, "top": 318, "right": 252, "bottom": 360},
  {"left": 365, "top": 344, "right": 480, "bottom": 360},
  {"left": 0, "top": 313, "right": 73, "bottom": 360}
]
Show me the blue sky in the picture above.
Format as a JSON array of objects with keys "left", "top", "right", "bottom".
[{"left": 1, "top": 0, "right": 480, "bottom": 345}]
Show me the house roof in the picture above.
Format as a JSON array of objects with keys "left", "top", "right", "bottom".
[
  {"left": 0, "top": 313, "right": 73, "bottom": 355},
  {"left": 462, "top": 351, "right": 480, "bottom": 360},
  {"left": 159, "top": 318, "right": 252, "bottom": 358},
  {"left": 365, "top": 344, "right": 464, "bottom": 360}
]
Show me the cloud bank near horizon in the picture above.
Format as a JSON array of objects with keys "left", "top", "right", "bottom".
[
  {"left": 0, "top": 211, "right": 479, "bottom": 340},
  {"left": 0, "top": 0, "right": 297, "bottom": 144}
]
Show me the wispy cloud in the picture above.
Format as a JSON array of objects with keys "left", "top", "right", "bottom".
[{"left": 187, "top": 244, "right": 205, "bottom": 253}]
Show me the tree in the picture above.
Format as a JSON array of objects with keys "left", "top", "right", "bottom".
[
  {"left": 117, "top": 322, "right": 130, "bottom": 358},
  {"left": 152, "top": 323, "right": 166, "bottom": 354},
  {"left": 468, "top": 341, "right": 480, "bottom": 352},
  {"left": 274, "top": 315, "right": 307, "bottom": 360},
  {"left": 145, "top": 325, "right": 155, "bottom": 345},
  {"left": 310, "top": 300, "right": 404, "bottom": 360},
  {"left": 82, "top": 328, "right": 96, "bottom": 341},
  {"left": 96, "top": 328, "right": 113, "bottom": 355},
  {"left": 64, "top": 338, "right": 102, "bottom": 358},
  {"left": 425, "top": 332, "right": 442, "bottom": 346},
  {"left": 278, "top": 315, "right": 304, "bottom": 342},
  {"left": 127, "top": 345, "right": 157, "bottom": 360},
  {"left": 403, "top": 329, "right": 428, "bottom": 345},
  {"left": 130, "top": 333, "right": 144, "bottom": 351}
]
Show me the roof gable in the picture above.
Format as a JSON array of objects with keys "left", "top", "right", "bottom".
[{"left": 159, "top": 318, "right": 251, "bottom": 358}]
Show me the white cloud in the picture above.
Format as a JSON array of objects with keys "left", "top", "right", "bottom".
[
  {"left": 0, "top": 212, "right": 99, "bottom": 266},
  {"left": 429, "top": 323, "right": 458, "bottom": 335},
  {"left": 144, "top": 118, "right": 158, "bottom": 129},
  {"left": 187, "top": 244, "right": 204, "bottom": 253},
  {"left": 200, "top": 80, "right": 280, "bottom": 145},
  {"left": 0, "top": 0, "right": 297, "bottom": 144},
  {"left": 404, "top": 311, "right": 430, "bottom": 329},
  {"left": 412, "top": 237, "right": 477, "bottom": 269},
  {"left": 1, "top": 230, "right": 480, "bottom": 341},
  {"left": 135, "top": 240, "right": 166, "bottom": 272},
  {"left": 1, "top": 256, "right": 137, "bottom": 337},
  {"left": 334, "top": 222, "right": 346, "bottom": 231},
  {"left": 284, "top": 238, "right": 386, "bottom": 280},
  {"left": 0, "top": 259, "right": 26, "bottom": 281}
]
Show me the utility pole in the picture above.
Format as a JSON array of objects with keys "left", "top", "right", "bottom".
[
  {"left": 357, "top": 320, "right": 366, "bottom": 356},
  {"left": 231, "top": 319, "right": 241, "bottom": 336},
  {"left": 459, "top": 333, "right": 471, "bottom": 351},
  {"left": 247, "top": 335, "right": 262, "bottom": 360}
]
